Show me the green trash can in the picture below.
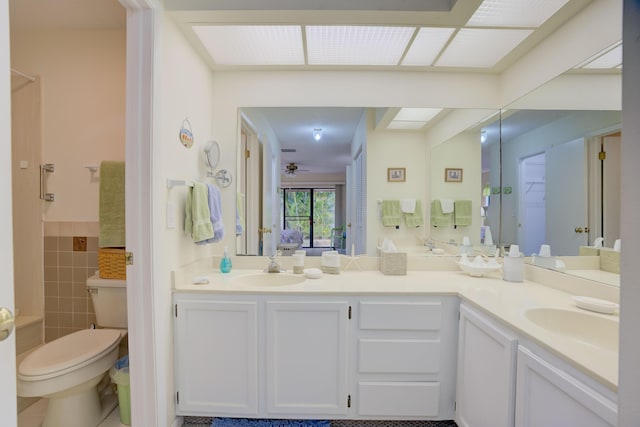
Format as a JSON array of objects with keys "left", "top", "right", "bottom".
[{"left": 110, "top": 362, "right": 131, "bottom": 425}]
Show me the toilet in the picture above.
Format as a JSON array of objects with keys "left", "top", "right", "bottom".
[{"left": 17, "top": 274, "right": 127, "bottom": 427}]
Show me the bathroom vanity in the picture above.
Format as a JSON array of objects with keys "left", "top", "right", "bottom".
[{"left": 172, "top": 264, "right": 618, "bottom": 426}]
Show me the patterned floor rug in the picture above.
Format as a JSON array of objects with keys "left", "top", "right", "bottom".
[{"left": 182, "top": 418, "right": 458, "bottom": 427}]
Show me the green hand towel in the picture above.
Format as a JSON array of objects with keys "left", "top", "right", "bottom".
[
  {"left": 430, "top": 200, "right": 451, "bottom": 227},
  {"left": 99, "top": 161, "right": 125, "bottom": 248},
  {"left": 404, "top": 200, "right": 423, "bottom": 227},
  {"left": 454, "top": 200, "right": 473, "bottom": 227},
  {"left": 381, "top": 200, "right": 401, "bottom": 227},
  {"left": 185, "top": 182, "right": 214, "bottom": 242}
]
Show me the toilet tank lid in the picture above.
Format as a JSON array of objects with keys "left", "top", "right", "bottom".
[{"left": 87, "top": 273, "right": 126, "bottom": 288}]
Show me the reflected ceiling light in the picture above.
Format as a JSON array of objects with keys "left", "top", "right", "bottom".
[
  {"left": 313, "top": 128, "right": 323, "bottom": 141},
  {"left": 481, "top": 129, "right": 487, "bottom": 143}
]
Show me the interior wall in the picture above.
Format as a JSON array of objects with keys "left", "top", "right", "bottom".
[
  {"left": 429, "top": 131, "right": 482, "bottom": 247},
  {"left": 155, "top": 13, "right": 216, "bottom": 426},
  {"left": 10, "top": 29, "right": 126, "bottom": 222}
]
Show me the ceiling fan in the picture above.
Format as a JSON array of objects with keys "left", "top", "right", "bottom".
[{"left": 284, "top": 162, "right": 309, "bottom": 176}]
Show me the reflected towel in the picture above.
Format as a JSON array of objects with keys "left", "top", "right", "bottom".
[
  {"left": 400, "top": 198, "right": 416, "bottom": 213},
  {"left": 440, "top": 198, "right": 454, "bottom": 214},
  {"left": 454, "top": 200, "right": 473, "bottom": 227},
  {"left": 99, "top": 161, "right": 125, "bottom": 248},
  {"left": 381, "top": 200, "right": 401, "bottom": 227},
  {"left": 185, "top": 182, "right": 214, "bottom": 243},
  {"left": 404, "top": 200, "right": 423, "bottom": 227},
  {"left": 431, "top": 200, "right": 451, "bottom": 227},
  {"left": 236, "top": 192, "right": 245, "bottom": 236}
]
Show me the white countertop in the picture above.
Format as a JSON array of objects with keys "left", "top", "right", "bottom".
[{"left": 173, "top": 264, "right": 619, "bottom": 392}]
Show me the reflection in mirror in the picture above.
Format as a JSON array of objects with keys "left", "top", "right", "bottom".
[
  {"left": 238, "top": 107, "right": 501, "bottom": 258},
  {"left": 236, "top": 107, "right": 366, "bottom": 256},
  {"left": 428, "top": 109, "right": 500, "bottom": 255},
  {"left": 488, "top": 109, "right": 621, "bottom": 286}
]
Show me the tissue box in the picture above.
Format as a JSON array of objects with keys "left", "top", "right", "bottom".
[
  {"left": 380, "top": 251, "right": 407, "bottom": 275},
  {"left": 579, "top": 246, "right": 600, "bottom": 256},
  {"left": 599, "top": 248, "right": 620, "bottom": 274}
]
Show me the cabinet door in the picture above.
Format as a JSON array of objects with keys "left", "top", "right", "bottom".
[
  {"left": 174, "top": 298, "right": 258, "bottom": 416},
  {"left": 516, "top": 346, "right": 617, "bottom": 427},
  {"left": 456, "top": 304, "right": 518, "bottom": 427},
  {"left": 266, "top": 300, "right": 349, "bottom": 416}
]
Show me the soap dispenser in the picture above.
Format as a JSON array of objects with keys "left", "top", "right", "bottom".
[{"left": 220, "top": 246, "right": 232, "bottom": 273}]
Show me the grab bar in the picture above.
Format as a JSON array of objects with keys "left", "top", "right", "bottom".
[{"left": 39, "top": 163, "right": 55, "bottom": 202}]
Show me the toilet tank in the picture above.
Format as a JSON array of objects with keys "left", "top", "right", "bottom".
[{"left": 86, "top": 274, "right": 128, "bottom": 328}]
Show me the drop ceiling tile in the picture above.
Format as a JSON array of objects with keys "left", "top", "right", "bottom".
[
  {"left": 193, "top": 25, "right": 304, "bottom": 65},
  {"left": 435, "top": 28, "right": 532, "bottom": 68},
  {"left": 306, "top": 25, "right": 414, "bottom": 65},
  {"left": 401, "top": 27, "right": 455, "bottom": 66},
  {"left": 467, "top": 0, "right": 570, "bottom": 27}
]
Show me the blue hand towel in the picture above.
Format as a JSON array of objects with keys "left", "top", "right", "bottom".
[
  {"left": 185, "top": 182, "right": 214, "bottom": 243},
  {"left": 197, "top": 184, "right": 225, "bottom": 245},
  {"left": 212, "top": 419, "right": 330, "bottom": 427}
]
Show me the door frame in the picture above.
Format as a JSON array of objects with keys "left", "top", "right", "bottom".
[{"left": 1, "top": 0, "right": 18, "bottom": 424}]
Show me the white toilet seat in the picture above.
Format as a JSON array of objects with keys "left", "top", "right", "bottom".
[{"left": 19, "top": 329, "right": 121, "bottom": 381}]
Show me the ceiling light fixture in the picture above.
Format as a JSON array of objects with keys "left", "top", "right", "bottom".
[{"left": 313, "top": 128, "right": 322, "bottom": 141}]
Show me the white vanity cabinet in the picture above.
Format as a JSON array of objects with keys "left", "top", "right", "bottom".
[
  {"left": 354, "top": 297, "right": 459, "bottom": 419},
  {"left": 173, "top": 295, "right": 259, "bottom": 416},
  {"left": 515, "top": 345, "right": 617, "bottom": 427},
  {"left": 456, "top": 303, "right": 618, "bottom": 427},
  {"left": 265, "top": 299, "right": 350, "bottom": 417},
  {"left": 456, "top": 303, "right": 518, "bottom": 427}
]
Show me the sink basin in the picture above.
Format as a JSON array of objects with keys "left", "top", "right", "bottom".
[
  {"left": 230, "top": 273, "right": 306, "bottom": 287},
  {"left": 524, "top": 308, "right": 618, "bottom": 351}
]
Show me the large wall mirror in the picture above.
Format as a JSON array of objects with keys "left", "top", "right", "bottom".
[{"left": 233, "top": 72, "right": 621, "bottom": 290}]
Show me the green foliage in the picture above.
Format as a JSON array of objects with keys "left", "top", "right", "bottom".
[{"left": 282, "top": 189, "right": 336, "bottom": 243}]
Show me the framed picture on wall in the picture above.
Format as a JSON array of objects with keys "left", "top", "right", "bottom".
[
  {"left": 445, "top": 168, "right": 463, "bottom": 182},
  {"left": 387, "top": 167, "right": 406, "bottom": 182}
]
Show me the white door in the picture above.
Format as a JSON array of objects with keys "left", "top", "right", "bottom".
[
  {"left": 546, "top": 138, "right": 588, "bottom": 255},
  {"left": 602, "top": 135, "right": 621, "bottom": 246},
  {"left": 1, "top": 1, "right": 18, "bottom": 425},
  {"left": 518, "top": 153, "right": 546, "bottom": 256}
]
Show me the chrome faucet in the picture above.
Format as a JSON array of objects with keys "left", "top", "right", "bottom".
[{"left": 266, "top": 253, "right": 284, "bottom": 273}]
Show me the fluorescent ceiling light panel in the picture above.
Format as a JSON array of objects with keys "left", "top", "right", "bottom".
[
  {"left": 467, "top": 0, "right": 570, "bottom": 27},
  {"left": 401, "top": 27, "right": 455, "bottom": 66},
  {"left": 394, "top": 108, "right": 442, "bottom": 121},
  {"left": 436, "top": 28, "right": 532, "bottom": 68},
  {"left": 193, "top": 25, "right": 304, "bottom": 65},
  {"left": 306, "top": 25, "right": 414, "bottom": 65},
  {"left": 387, "top": 121, "right": 427, "bottom": 130},
  {"left": 581, "top": 44, "right": 623, "bottom": 69}
]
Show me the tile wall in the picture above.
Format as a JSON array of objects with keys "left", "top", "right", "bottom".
[{"left": 43, "top": 222, "right": 100, "bottom": 342}]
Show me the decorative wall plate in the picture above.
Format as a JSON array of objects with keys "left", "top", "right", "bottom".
[{"left": 179, "top": 119, "right": 194, "bottom": 148}]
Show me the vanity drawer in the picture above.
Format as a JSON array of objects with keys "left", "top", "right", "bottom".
[
  {"left": 358, "top": 339, "right": 440, "bottom": 373},
  {"left": 359, "top": 301, "right": 441, "bottom": 331},
  {"left": 357, "top": 381, "right": 440, "bottom": 417}
]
